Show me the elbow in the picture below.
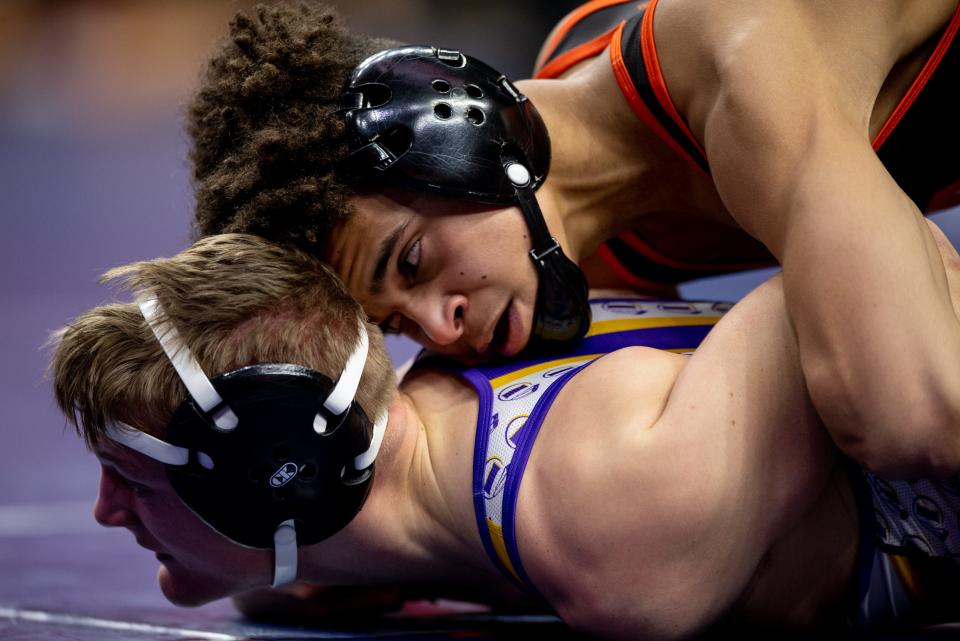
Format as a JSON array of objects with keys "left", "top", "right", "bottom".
[
  {"left": 808, "top": 364, "right": 960, "bottom": 479},
  {"left": 853, "top": 404, "right": 960, "bottom": 480}
]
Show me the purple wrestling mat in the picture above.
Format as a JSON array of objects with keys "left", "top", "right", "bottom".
[{"left": 2, "top": 2, "right": 959, "bottom": 640}]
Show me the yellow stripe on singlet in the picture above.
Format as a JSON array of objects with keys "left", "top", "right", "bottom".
[
  {"left": 490, "top": 354, "right": 598, "bottom": 387},
  {"left": 490, "top": 347, "right": 699, "bottom": 388},
  {"left": 585, "top": 315, "right": 722, "bottom": 337},
  {"left": 889, "top": 554, "right": 924, "bottom": 603},
  {"left": 486, "top": 519, "right": 522, "bottom": 583}
]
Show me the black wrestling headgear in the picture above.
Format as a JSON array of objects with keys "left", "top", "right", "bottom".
[
  {"left": 338, "top": 45, "right": 590, "bottom": 354},
  {"left": 106, "top": 298, "right": 387, "bottom": 587}
]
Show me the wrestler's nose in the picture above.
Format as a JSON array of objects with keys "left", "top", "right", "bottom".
[
  {"left": 408, "top": 293, "right": 467, "bottom": 346},
  {"left": 93, "top": 467, "right": 139, "bottom": 529}
]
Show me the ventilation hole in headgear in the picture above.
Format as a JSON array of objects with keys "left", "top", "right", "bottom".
[
  {"left": 466, "top": 84, "right": 484, "bottom": 99},
  {"left": 353, "top": 83, "right": 392, "bottom": 109},
  {"left": 299, "top": 462, "right": 318, "bottom": 480},
  {"left": 466, "top": 107, "right": 485, "bottom": 126},
  {"left": 431, "top": 79, "right": 451, "bottom": 93},
  {"left": 434, "top": 103, "right": 452, "bottom": 119},
  {"left": 341, "top": 464, "right": 373, "bottom": 486},
  {"left": 272, "top": 444, "right": 290, "bottom": 461}
]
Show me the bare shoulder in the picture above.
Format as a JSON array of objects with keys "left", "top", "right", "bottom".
[
  {"left": 400, "top": 364, "right": 476, "bottom": 409},
  {"left": 514, "top": 342, "right": 743, "bottom": 639},
  {"left": 513, "top": 278, "right": 836, "bottom": 639},
  {"left": 654, "top": 0, "right": 955, "bottom": 147},
  {"left": 517, "top": 347, "right": 717, "bottom": 639}
]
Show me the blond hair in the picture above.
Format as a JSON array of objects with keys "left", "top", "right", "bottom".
[{"left": 51, "top": 234, "right": 395, "bottom": 448}]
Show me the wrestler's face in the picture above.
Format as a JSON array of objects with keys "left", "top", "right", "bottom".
[
  {"left": 329, "top": 191, "right": 541, "bottom": 360},
  {"left": 93, "top": 438, "right": 272, "bottom": 606}
]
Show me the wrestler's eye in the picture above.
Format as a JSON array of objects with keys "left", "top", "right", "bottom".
[
  {"left": 122, "top": 476, "right": 153, "bottom": 497},
  {"left": 129, "top": 482, "right": 153, "bottom": 497},
  {"left": 400, "top": 239, "right": 421, "bottom": 279}
]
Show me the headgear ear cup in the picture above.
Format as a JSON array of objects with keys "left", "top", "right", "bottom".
[
  {"left": 340, "top": 46, "right": 590, "bottom": 353},
  {"left": 107, "top": 301, "right": 387, "bottom": 587}
]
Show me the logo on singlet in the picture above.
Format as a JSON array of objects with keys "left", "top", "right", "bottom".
[
  {"left": 657, "top": 302, "right": 702, "bottom": 315},
  {"left": 498, "top": 382, "right": 539, "bottom": 401},
  {"left": 505, "top": 415, "right": 528, "bottom": 448},
  {"left": 868, "top": 474, "right": 908, "bottom": 519},
  {"left": 913, "top": 496, "right": 949, "bottom": 541},
  {"left": 543, "top": 364, "right": 578, "bottom": 378},
  {"left": 269, "top": 462, "right": 299, "bottom": 488},
  {"left": 483, "top": 457, "right": 507, "bottom": 498},
  {"left": 600, "top": 301, "right": 649, "bottom": 316}
]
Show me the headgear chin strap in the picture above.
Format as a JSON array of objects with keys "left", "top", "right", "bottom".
[
  {"left": 339, "top": 46, "right": 590, "bottom": 354},
  {"left": 105, "top": 297, "right": 388, "bottom": 588}
]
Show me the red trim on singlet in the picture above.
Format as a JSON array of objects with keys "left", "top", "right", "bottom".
[
  {"left": 537, "top": 28, "right": 618, "bottom": 79},
  {"left": 610, "top": 23, "right": 710, "bottom": 180},
  {"left": 617, "top": 230, "right": 775, "bottom": 272},
  {"left": 536, "top": 0, "right": 645, "bottom": 72},
  {"left": 595, "top": 243, "right": 677, "bottom": 290},
  {"left": 873, "top": 2, "right": 960, "bottom": 151},
  {"left": 639, "top": 0, "right": 709, "bottom": 173}
]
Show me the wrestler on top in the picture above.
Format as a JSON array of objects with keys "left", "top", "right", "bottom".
[{"left": 187, "top": 1, "right": 960, "bottom": 479}]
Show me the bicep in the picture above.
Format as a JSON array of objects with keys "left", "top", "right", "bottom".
[
  {"left": 519, "top": 342, "right": 788, "bottom": 639},
  {"left": 704, "top": 32, "right": 960, "bottom": 476}
]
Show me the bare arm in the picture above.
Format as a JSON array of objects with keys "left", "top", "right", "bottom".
[
  {"left": 519, "top": 277, "right": 844, "bottom": 640},
  {"left": 699, "top": 3, "right": 960, "bottom": 477}
]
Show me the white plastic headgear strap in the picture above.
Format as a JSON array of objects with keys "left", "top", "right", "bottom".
[
  {"left": 313, "top": 320, "right": 369, "bottom": 434},
  {"left": 105, "top": 420, "right": 190, "bottom": 466},
  {"left": 138, "top": 297, "right": 238, "bottom": 431},
  {"left": 272, "top": 519, "right": 298, "bottom": 587},
  {"left": 353, "top": 411, "right": 387, "bottom": 471}
]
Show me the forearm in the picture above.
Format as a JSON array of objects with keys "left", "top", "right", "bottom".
[{"left": 778, "top": 146, "right": 960, "bottom": 478}]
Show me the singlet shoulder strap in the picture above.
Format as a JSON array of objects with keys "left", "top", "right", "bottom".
[
  {"left": 609, "top": 0, "right": 710, "bottom": 176},
  {"left": 535, "top": 0, "right": 648, "bottom": 79},
  {"left": 466, "top": 298, "right": 730, "bottom": 593}
]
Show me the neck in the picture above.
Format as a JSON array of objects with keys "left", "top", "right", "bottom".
[
  {"left": 298, "top": 379, "right": 518, "bottom": 595},
  {"left": 516, "top": 62, "right": 722, "bottom": 262}
]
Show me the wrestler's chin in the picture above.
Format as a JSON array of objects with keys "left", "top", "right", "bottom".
[{"left": 157, "top": 561, "right": 226, "bottom": 607}]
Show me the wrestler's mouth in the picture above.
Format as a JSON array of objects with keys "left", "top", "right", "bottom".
[
  {"left": 491, "top": 304, "right": 510, "bottom": 355},
  {"left": 492, "top": 301, "right": 523, "bottom": 358}
]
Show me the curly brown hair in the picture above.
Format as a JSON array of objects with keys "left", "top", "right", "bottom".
[{"left": 188, "top": 3, "right": 397, "bottom": 253}]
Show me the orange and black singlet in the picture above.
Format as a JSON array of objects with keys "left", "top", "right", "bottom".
[{"left": 535, "top": 0, "right": 960, "bottom": 286}]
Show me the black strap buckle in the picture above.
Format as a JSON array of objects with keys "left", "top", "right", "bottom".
[
  {"left": 529, "top": 238, "right": 560, "bottom": 262},
  {"left": 337, "top": 92, "right": 365, "bottom": 114},
  {"left": 436, "top": 48, "right": 464, "bottom": 64},
  {"left": 344, "top": 140, "right": 398, "bottom": 172}
]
